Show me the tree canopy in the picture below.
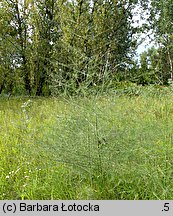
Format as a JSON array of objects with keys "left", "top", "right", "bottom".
[{"left": 0, "top": 0, "right": 173, "bottom": 96}]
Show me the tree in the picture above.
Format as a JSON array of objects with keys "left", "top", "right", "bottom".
[
  {"left": 0, "top": 0, "right": 143, "bottom": 96},
  {"left": 50, "top": 0, "right": 138, "bottom": 95},
  {"left": 30, "top": 0, "right": 60, "bottom": 96},
  {"left": 0, "top": 0, "right": 33, "bottom": 95},
  {"left": 149, "top": 0, "right": 173, "bottom": 80}
]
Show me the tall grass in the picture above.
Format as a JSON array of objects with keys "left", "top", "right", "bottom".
[{"left": 1, "top": 87, "right": 173, "bottom": 199}]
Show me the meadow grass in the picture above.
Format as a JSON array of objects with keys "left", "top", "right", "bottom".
[{"left": 1, "top": 87, "right": 173, "bottom": 199}]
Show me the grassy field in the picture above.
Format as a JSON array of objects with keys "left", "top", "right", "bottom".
[{"left": 1, "top": 86, "right": 173, "bottom": 200}]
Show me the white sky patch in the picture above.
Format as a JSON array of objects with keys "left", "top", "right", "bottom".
[
  {"left": 131, "top": 2, "right": 157, "bottom": 59},
  {"left": 18, "top": 0, "right": 24, "bottom": 10},
  {"left": 136, "top": 30, "right": 156, "bottom": 55}
]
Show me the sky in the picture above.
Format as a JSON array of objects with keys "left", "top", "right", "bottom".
[
  {"left": 136, "top": 31, "right": 155, "bottom": 56},
  {"left": 131, "top": 1, "right": 156, "bottom": 58}
]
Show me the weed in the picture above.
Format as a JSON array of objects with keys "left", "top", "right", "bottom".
[{"left": 1, "top": 89, "right": 173, "bottom": 199}]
